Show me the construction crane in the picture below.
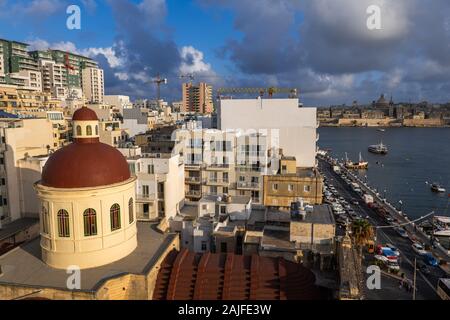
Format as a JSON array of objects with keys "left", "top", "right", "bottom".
[
  {"left": 64, "top": 53, "right": 76, "bottom": 100},
  {"left": 216, "top": 87, "right": 298, "bottom": 99},
  {"left": 151, "top": 73, "right": 168, "bottom": 102}
]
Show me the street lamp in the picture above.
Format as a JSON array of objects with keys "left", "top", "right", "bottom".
[{"left": 398, "top": 200, "right": 403, "bottom": 213}]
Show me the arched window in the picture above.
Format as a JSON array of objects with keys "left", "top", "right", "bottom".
[
  {"left": 110, "top": 204, "right": 121, "bottom": 231},
  {"left": 57, "top": 209, "right": 70, "bottom": 237},
  {"left": 83, "top": 208, "right": 97, "bottom": 236},
  {"left": 86, "top": 125, "right": 92, "bottom": 136},
  {"left": 42, "top": 205, "right": 49, "bottom": 234},
  {"left": 128, "top": 198, "right": 134, "bottom": 224},
  {"left": 76, "top": 125, "right": 82, "bottom": 136},
  {"left": 95, "top": 125, "right": 99, "bottom": 135}
]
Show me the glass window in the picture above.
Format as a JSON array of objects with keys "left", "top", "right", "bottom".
[
  {"left": 83, "top": 208, "right": 97, "bottom": 236},
  {"left": 86, "top": 125, "right": 92, "bottom": 136},
  {"left": 95, "top": 125, "right": 99, "bottom": 135},
  {"left": 76, "top": 125, "right": 82, "bottom": 136},
  {"left": 128, "top": 198, "right": 134, "bottom": 224},
  {"left": 288, "top": 184, "right": 293, "bottom": 192},
  {"left": 304, "top": 185, "right": 311, "bottom": 193},
  {"left": 57, "top": 209, "right": 70, "bottom": 237},
  {"left": 273, "top": 183, "right": 278, "bottom": 191},
  {"left": 42, "top": 205, "right": 49, "bottom": 234},
  {"left": 110, "top": 204, "right": 121, "bottom": 231}
]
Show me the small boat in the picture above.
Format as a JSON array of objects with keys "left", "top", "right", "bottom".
[
  {"left": 431, "top": 183, "right": 446, "bottom": 193},
  {"left": 377, "top": 128, "right": 386, "bottom": 132},
  {"left": 345, "top": 152, "right": 369, "bottom": 170},
  {"left": 368, "top": 141, "right": 388, "bottom": 154}
]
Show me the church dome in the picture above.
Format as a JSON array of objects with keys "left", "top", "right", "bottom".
[{"left": 40, "top": 107, "right": 131, "bottom": 189}]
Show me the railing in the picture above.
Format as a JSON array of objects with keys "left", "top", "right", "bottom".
[
  {"left": 206, "top": 164, "right": 230, "bottom": 170},
  {"left": 136, "top": 194, "right": 156, "bottom": 202},
  {"left": 207, "top": 178, "right": 229, "bottom": 185},
  {"left": 185, "top": 176, "right": 204, "bottom": 184},
  {"left": 186, "top": 190, "right": 202, "bottom": 197},
  {"left": 237, "top": 181, "right": 260, "bottom": 189}
]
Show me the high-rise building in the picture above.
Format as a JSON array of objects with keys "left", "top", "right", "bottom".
[
  {"left": 182, "top": 82, "right": 213, "bottom": 114},
  {"left": 82, "top": 67, "right": 104, "bottom": 103},
  {"left": 0, "top": 39, "right": 42, "bottom": 91}
]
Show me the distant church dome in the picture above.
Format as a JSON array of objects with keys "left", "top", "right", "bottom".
[{"left": 41, "top": 107, "right": 130, "bottom": 189}]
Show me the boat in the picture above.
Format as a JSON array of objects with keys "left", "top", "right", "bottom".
[
  {"left": 345, "top": 152, "right": 369, "bottom": 170},
  {"left": 431, "top": 183, "right": 446, "bottom": 193},
  {"left": 368, "top": 141, "right": 388, "bottom": 154},
  {"left": 377, "top": 128, "right": 386, "bottom": 132}
]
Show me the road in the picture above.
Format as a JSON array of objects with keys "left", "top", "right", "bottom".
[{"left": 318, "top": 158, "right": 446, "bottom": 300}]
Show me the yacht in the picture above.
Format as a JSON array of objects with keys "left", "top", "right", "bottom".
[
  {"left": 368, "top": 141, "right": 388, "bottom": 155},
  {"left": 431, "top": 183, "right": 446, "bottom": 193},
  {"left": 345, "top": 152, "right": 369, "bottom": 170}
]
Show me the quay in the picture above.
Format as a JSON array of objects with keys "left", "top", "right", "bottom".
[{"left": 320, "top": 155, "right": 450, "bottom": 263}]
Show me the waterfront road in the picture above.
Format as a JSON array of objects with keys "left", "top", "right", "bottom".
[{"left": 318, "top": 158, "right": 446, "bottom": 300}]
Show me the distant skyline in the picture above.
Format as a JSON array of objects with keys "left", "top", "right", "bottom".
[{"left": 2, "top": 0, "right": 450, "bottom": 105}]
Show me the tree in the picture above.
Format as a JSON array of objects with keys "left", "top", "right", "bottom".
[{"left": 351, "top": 219, "right": 374, "bottom": 252}]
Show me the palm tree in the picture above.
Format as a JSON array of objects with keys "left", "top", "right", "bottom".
[{"left": 351, "top": 219, "right": 374, "bottom": 253}]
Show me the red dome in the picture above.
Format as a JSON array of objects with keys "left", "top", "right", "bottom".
[
  {"left": 73, "top": 107, "right": 98, "bottom": 121},
  {"left": 41, "top": 142, "right": 131, "bottom": 188}
]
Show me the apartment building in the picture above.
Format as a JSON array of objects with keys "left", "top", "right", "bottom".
[
  {"left": 82, "top": 67, "right": 104, "bottom": 103},
  {"left": 173, "top": 128, "right": 281, "bottom": 204},
  {"left": 0, "top": 86, "right": 61, "bottom": 112},
  {"left": 104, "top": 95, "right": 132, "bottom": 113},
  {"left": 182, "top": 82, "right": 213, "bottom": 114},
  {"left": 218, "top": 98, "right": 318, "bottom": 168},
  {"left": 0, "top": 118, "right": 55, "bottom": 227},
  {"left": 99, "top": 120, "right": 129, "bottom": 147},
  {"left": 263, "top": 156, "right": 324, "bottom": 208},
  {"left": 125, "top": 151, "right": 184, "bottom": 221}
]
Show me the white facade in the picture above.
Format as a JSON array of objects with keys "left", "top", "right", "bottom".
[
  {"left": 218, "top": 98, "right": 317, "bottom": 167},
  {"left": 104, "top": 95, "right": 132, "bottom": 113},
  {"left": 82, "top": 67, "right": 104, "bottom": 103},
  {"left": 0, "top": 119, "right": 54, "bottom": 226},
  {"left": 127, "top": 153, "right": 185, "bottom": 221}
]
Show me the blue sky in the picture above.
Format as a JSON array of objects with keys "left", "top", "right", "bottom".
[{"left": 1, "top": 0, "right": 450, "bottom": 105}]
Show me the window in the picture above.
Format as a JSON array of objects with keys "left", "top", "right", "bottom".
[
  {"left": 210, "top": 186, "right": 218, "bottom": 195},
  {"left": 95, "top": 125, "right": 99, "bottom": 135},
  {"left": 304, "top": 185, "right": 311, "bottom": 193},
  {"left": 76, "top": 125, "right": 82, "bottom": 136},
  {"left": 143, "top": 185, "right": 149, "bottom": 197},
  {"left": 239, "top": 176, "right": 245, "bottom": 182},
  {"left": 282, "top": 165, "right": 287, "bottom": 173},
  {"left": 83, "top": 208, "right": 97, "bottom": 236},
  {"left": 223, "top": 187, "right": 228, "bottom": 194},
  {"left": 42, "top": 206, "right": 49, "bottom": 234},
  {"left": 57, "top": 209, "right": 70, "bottom": 237},
  {"left": 128, "top": 198, "right": 134, "bottom": 224},
  {"left": 288, "top": 184, "right": 294, "bottom": 192},
  {"left": 110, "top": 204, "right": 121, "bottom": 231},
  {"left": 86, "top": 125, "right": 92, "bottom": 136},
  {"left": 220, "top": 206, "right": 227, "bottom": 214},
  {"left": 272, "top": 183, "right": 278, "bottom": 191},
  {"left": 201, "top": 241, "right": 207, "bottom": 251},
  {"left": 148, "top": 164, "right": 154, "bottom": 174}
]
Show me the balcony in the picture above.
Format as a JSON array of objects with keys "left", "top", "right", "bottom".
[
  {"left": 185, "top": 176, "right": 205, "bottom": 184},
  {"left": 205, "top": 164, "right": 230, "bottom": 171},
  {"left": 185, "top": 163, "right": 204, "bottom": 171},
  {"left": 136, "top": 194, "right": 156, "bottom": 202},
  {"left": 237, "top": 181, "right": 260, "bottom": 190},
  {"left": 206, "top": 178, "right": 229, "bottom": 186},
  {"left": 186, "top": 190, "right": 202, "bottom": 198}
]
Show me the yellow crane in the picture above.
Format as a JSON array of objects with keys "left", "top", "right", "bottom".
[{"left": 216, "top": 87, "right": 298, "bottom": 98}]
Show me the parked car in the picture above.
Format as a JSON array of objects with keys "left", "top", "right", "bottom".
[
  {"left": 411, "top": 242, "right": 427, "bottom": 256},
  {"left": 423, "top": 253, "right": 439, "bottom": 267},
  {"left": 385, "top": 243, "right": 400, "bottom": 257},
  {"left": 417, "top": 261, "right": 431, "bottom": 274},
  {"left": 395, "top": 227, "right": 409, "bottom": 238}
]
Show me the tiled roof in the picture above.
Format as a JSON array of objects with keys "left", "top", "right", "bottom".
[{"left": 153, "top": 249, "right": 323, "bottom": 300}]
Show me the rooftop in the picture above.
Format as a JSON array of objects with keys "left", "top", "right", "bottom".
[
  {"left": 200, "top": 194, "right": 251, "bottom": 205},
  {"left": 0, "top": 222, "right": 173, "bottom": 291},
  {"left": 0, "top": 218, "right": 38, "bottom": 242}
]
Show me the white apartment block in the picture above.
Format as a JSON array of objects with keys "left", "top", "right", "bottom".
[
  {"left": 82, "top": 67, "right": 104, "bottom": 103},
  {"left": 124, "top": 150, "right": 185, "bottom": 221},
  {"left": 173, "top": 128, "right": 281, "bottom": 204},
  {"left": 218, "top": 98, "right": 318, "bottom": 168},
  {"left": 104, "top": 95, "right": 132, "bottom": 113},
  {"left": 0, "top": 118, "right": 55, "bottom": 227},
  {"left": 0, "top": 54, "right": 4, "bottom": 76},
  {"left": 39, "top": 60, "right": 67, "bottom": 99}
]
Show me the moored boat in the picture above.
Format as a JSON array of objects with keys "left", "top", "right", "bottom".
[
  {"left": 345, "top": 152, "right": 369, "bottom": 170},
  {"left": 368, "top": 141, "right": 388, "bottom": 154},
  {"left": 431, "top": 183, "right": 446, "bottom": 193}
]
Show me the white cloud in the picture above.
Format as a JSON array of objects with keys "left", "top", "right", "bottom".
[
  {"left": 179, "top": 46, "right": 211, "bottom": 74},
  {"left": 80, "top": 47, "right": 123, "bottom": 68}
]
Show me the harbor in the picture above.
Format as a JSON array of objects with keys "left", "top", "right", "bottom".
[{"left": 318, "top": 153, "right": 450, "bottom": 299}]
